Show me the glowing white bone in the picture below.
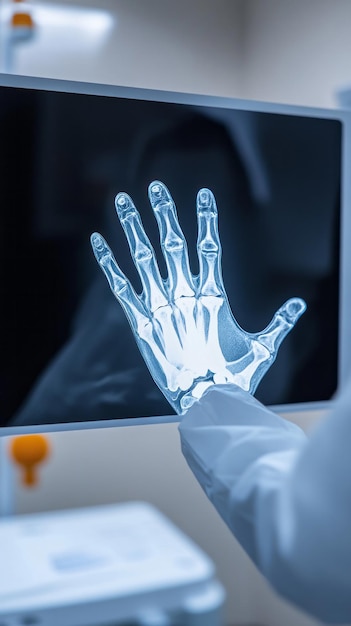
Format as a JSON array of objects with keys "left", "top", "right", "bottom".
[{"left": 91, "top": 181, "right": 306, "bottom": 414}]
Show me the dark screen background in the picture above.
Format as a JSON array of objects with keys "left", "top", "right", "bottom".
[{"left": 0, "top": 85, "right": 341, "bottom": 427}]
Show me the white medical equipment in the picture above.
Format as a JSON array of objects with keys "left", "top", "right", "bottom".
[{"left": 0, "top": 501, "right": 225, "bottom": 626}]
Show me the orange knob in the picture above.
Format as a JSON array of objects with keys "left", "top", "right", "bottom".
[
  {"left": 11, "top": 11, "right": 35, "bottom": 28},
  {"left": 10, "top": 435, "right": 50, "bottom": 487}
]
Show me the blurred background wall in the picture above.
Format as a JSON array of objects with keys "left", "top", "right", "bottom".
[
  {"left": 1, "top": 1, "right": 351, "bottom": 625},
  {"left": 240, "top": 0, "right": 351, "bottom": 108},
  {"left": 3, "top": 0, "right": 351, "bottom": 105},
  {"left": 1, "top": 0, "right": 242, "bottom": 95}
]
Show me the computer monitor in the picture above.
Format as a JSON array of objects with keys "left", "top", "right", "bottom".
[{"left": 1, "top": 74, "right": 350, "bottom": 434}]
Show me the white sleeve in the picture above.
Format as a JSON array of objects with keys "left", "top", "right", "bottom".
[{"left": 178, "top": 382, "right": 351, "bottom": 624}]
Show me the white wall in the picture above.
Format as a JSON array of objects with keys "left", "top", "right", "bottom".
[
  {"left": 3, "top": 2, "right": 351, "bottom": 625},
  {"left": 240, "top": 0, "right": 351, "bottom": 108},
  {"left": 6, "top": 0, "right": 242, "bottom": 97}
]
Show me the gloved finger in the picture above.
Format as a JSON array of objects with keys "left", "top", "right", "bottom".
[
  {"left": 115, "top": 192, "right": 168, "bottom": 312},
  {"left": 255, "top": 297, "right": 307, "bottom": 355},
  {"left": 148, "top": 180, "right": 195, "bottom": 300},
  {"left": 196, "top": 188, "right": 225, "bottom": 297},
  {"left": 90, "top": 232, "right": 149, "bottom": 334}
]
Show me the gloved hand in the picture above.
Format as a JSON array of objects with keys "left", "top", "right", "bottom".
[{"left": 91, "top": 181, "right": 306, "bottom": 414}]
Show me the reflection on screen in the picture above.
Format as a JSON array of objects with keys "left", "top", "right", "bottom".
[{"left": 0, "top": 85, "right": 341, "bottom": 427}]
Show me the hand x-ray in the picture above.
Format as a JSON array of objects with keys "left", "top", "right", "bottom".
[
  {"left": 91, "top": 182, "right": 305, "bottom": 414},
  {"left": 0, "top": 77, "right": 343, "bottom": 431}
]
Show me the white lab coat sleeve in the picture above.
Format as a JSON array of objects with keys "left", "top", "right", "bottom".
[{"left": 178, "top": 382, "right": 351, "bottom": 623}]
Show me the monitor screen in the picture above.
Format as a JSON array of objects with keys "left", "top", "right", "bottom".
[{"left": 0, "top": 75, "right": 348, "bottom": 432}]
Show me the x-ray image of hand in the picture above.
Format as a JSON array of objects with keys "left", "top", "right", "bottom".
[{"left": 91, "top": 181, "right": 306, "bottom": 414}]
